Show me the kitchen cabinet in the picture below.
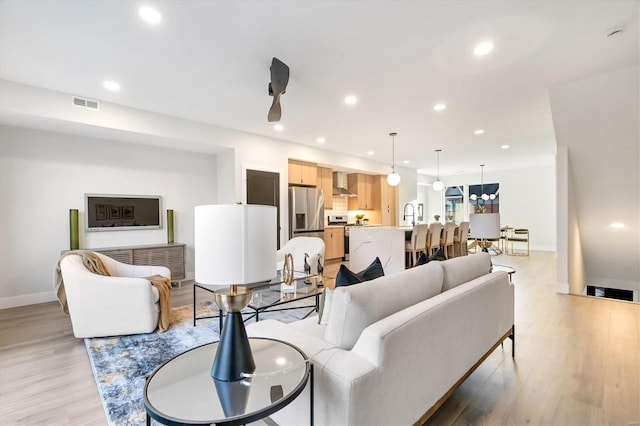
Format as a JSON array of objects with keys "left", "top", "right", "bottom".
[
  {"left": 318, "top": 166, "right": 333, "bottom": 209},
  {"left": 348, "top": 173, "right": 374, "bottom": 210},
  {"left": 373, "top": 175, "right": 398, "bottom": 226},
  {"left": 324, "top": 227, "right": 345, "bottom": 260},
  {"left": 288, "top": 160, "right": 317, "bottom": 186}
]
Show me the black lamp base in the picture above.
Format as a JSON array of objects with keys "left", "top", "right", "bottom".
[{"left": 211, "top": 311, "right": 256, "bottom": 382}]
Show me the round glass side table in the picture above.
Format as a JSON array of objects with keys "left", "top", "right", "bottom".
[
  {"left": 144, "top": 337, "right": 312, "bottom": 425},
  {"left": 491, "top": 264, "right": 516, "bottom": 282}
]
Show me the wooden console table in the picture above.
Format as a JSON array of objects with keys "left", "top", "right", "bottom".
[{"left": 91, "top": 243, "right": 186, "bottom": 284}]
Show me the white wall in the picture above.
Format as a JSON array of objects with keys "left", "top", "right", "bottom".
[
  {"left": 430, "top": 164, "right": 556, "bottom": 251},
  {"left": 0, "top": 125, "right": 217, "bottom": 308},
  {"left": 549, "top": 65, "right": 639, "bottom": 296}
]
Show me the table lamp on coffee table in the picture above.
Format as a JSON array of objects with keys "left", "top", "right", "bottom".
[{"left": 195, "top": 203, "right": 277, "bottom": 382}]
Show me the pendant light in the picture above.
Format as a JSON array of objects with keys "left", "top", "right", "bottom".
[
  {"left": 387, "top": 132, "right": 401, "bottom": 186},
  {"left": 480, "top": 164, "right": 489, "bottom": 200},
  {"left": 432, "top": 149, "right": 444, "bottom": 191}
]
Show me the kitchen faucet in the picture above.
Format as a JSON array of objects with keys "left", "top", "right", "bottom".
[{"left": 403, "top": 203, "right": 415, "bottom": 226}]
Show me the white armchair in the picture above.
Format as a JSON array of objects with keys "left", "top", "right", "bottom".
[
  {"left": 276, "top": 237, "right": 325, "bottom": 275},
  {"left": 59, "top": 252, "right": 170, "bottom": 338}
]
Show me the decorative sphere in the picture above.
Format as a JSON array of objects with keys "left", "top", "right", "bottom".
[
  {"left": 482, "top": 193, "right": 490, "bottom": 201},
  {"left": 387, "top": 172, "right": 401, "bottom": 186},
  {"left": 432, "top": 180, "right": 444, "bottom": 191}
]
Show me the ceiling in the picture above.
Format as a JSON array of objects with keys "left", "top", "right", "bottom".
[{"left": 0, "top": 1, "right": 638, "bottom": 176}]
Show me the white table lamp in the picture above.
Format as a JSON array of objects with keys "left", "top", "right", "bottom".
[
  {"left": 195, "top": 204, "right": 277, "bottom": 382},
  {"left": 469, "top": 213, "right": 501, "bottom": 252}
]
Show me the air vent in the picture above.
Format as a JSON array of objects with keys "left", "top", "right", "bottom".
[{"left": 72, "top": 96, "right": 100, "bottom": 110}]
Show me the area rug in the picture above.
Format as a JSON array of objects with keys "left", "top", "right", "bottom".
[{"left": 85, "top": 299, "right": 317, "bottom": 425}]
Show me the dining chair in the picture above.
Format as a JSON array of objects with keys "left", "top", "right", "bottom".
[
  {"left": 453, "top": 221, "right": 470, "bottom": 257},
  {"left": 441, "top": 222, "right": 457, "bottom": 259},
  {"left": 426, "top": 222, "right": 443, "bottom": 256},
  {"left": 405, "top": 224, "right": 429, "bottom": 267}
]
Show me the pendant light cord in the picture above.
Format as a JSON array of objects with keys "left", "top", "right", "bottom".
[
  {"left": 480, "top": 164, "right": 485, "bottom": 195},
  {"left": 390, "top": 132, "right": 397, "bottom": 172}
]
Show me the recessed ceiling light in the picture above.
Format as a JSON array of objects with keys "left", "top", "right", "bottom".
[
  {"left": 474, "top": 41, "right": 494, "bottom": 56},
  {"left": 501, "top": 144, "right": 510, "bottom": 149},
  {"left": 367, "top": 150, "right": 375, "bottom": 156},
  {"left": 433, "top": 103, "right": 447, "bottom": 111},
  {"left": 344, "top": 95, "right": 358, "bottom": 105},
  {"left": 610, "top": 223, "right": 624, "bottom": 229},
  {"left": 139, "top": 6, "right": 162, "bottom": 24},
  {"left": 274, "top": 124, "right": 284, "bottom": 131},
  {"left": 403, "top": 160, "right": 410, "bottom": 164},
  {"left": 316, "top": 137, "right": 326, "bottom": 144},
  {"left": 103, "top": 80, "right": 120, "bottom": 91},
  {"left": 474, "top": 129, "right": 485, "bottom": 135}
]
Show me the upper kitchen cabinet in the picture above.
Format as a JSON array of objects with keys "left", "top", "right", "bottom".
[
  {"left": 348, "top": 173, "right": 374, "bottom": 210},
  {"left": 288, "top": 160, "right": 318, "bottom": 186},
  {"left": 317, "top": 167, "right": 333, "bottom": 209},
  {"left": 373, "top": 175, "right": 398, "bottom": 226}
]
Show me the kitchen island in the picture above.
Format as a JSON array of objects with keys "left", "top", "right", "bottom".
[{"left": 349, "top": 226, "right": 412, "bottom": 275}]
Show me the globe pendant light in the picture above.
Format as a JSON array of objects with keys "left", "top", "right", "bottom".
[
  {"left": 387, "top": 132, "right": 401, "bottom": 186},
  {"left": 480, "top": 164, "right": 489, "bottom": 201},
  {"left": 432, "top": 149, "right": 444, "bottom": 191}
]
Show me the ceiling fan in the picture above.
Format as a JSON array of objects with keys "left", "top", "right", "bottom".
[{"left": 268, "top": 57, "right": 289, "bottom": 122}]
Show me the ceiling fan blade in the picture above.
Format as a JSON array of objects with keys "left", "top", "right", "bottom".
[
  {"left": 270, "top": 57, "right": 289, "bottom": 97},
  {"left": 267, "top": 57, "right": 289, "bottom": 122},
  {"left": 268, "top": 96, "right": 282, "bottom": 122}
]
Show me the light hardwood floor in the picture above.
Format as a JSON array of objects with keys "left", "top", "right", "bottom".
[{"left": 1, "top": 252, "right": 638, "bottom": 425}]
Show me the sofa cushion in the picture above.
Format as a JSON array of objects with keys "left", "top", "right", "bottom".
[
  {"left": 440, "top": 252, "right": 492, "bottom": 291},
  {"left": 325, "top": 261, "right": 444, "bottom": 350},
  {"left": 321, "top": 258, "right": 385, "bottom": 324}
]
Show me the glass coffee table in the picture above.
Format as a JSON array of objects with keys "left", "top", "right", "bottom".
[
  {"left": 144, "top": 337, "right": 313, "bottom": 425},
  {"left": 194, "top": 271, "right": 324, "bottom": 328}
]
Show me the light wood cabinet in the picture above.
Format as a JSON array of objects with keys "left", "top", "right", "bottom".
[
  {"left": 348, "top": 173, "right": 375, "bottom": 210},
  {"left": 288, "top": 160, "right": 318, "bottom": 186},
  {"left": 324, "top": 227, "right": 345, "bottom": 260},
  {"left": 92, "top": 243, "right": 186, "bottom": 282},
  {"left": 374, "top": 175, "right": 398, "bottom": 226},
  {"left": 318, "top": 167, "right": 333, "bottom": 209}
]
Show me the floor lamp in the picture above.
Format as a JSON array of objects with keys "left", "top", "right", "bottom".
[
  {"left": 194, "top": 204, "right": 277, "bottom": 382},
  {"left": 469, "top": 213, "right": 501, "bottom": 254}
]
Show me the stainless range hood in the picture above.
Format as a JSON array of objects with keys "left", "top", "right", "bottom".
[{"left": 332, "top": 172, "right": 357, "bottom": 197}]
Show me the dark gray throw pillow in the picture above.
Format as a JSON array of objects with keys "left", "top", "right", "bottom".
[
  {"left": 414, "top": 252, "right": 432, "bottom": 266},
  {"left": 335, "top": 257, "right": 385, "bottom": 287},
  {"left": 430, "top": 247, "right": 447, "bottom": 261}
]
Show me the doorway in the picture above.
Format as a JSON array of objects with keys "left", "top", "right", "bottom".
[{"left": 246, "top": 169, "right": 281, "bottom": 249}]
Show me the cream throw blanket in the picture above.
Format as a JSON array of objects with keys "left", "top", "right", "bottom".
[{"left": 54, "top": 250, "right": 172, "bottom": 332}]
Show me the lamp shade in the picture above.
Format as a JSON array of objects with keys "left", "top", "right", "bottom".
[
  {"left": 432, "top": 180, "right": 444, "bottom": 191},
  {"left": 195, "top": 204, "right": 277, "bottom": 285},
  {"left": 469, "top": 213, "right": 501, "bottom": 239}
]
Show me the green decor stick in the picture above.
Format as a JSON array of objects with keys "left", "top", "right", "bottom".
[
  {"left": 69, "top": 209, "right": 79, "bottom": 250},
  {"left": 167, "top": 209, "right": 174, "bottom": 243}
]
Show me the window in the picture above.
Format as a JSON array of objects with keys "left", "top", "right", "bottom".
[
  {"left": 469, "top": 183, "right": 499, "bottom": 214},
  {"left": 445, "top": 186, "right": 464, "bottom": 224}
]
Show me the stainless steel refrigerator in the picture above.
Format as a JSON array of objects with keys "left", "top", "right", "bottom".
[{"left": 289, "top": 187, "right": 324, "bottom": 239}]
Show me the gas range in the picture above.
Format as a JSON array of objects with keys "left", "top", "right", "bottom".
[{"left": 327, "top": 214, "right": 348, "bottom": 226}]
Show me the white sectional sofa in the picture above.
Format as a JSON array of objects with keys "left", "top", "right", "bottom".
[{"left": 246, "top": 252, "right": 514, "bottom": 425}]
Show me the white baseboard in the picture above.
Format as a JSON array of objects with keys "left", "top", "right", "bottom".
[
  {"left": 0, "top": 291, "right": 57, "bottom": 309},
  {"left": 556, "top": 282, "right": 569, "bottom": 294}
]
